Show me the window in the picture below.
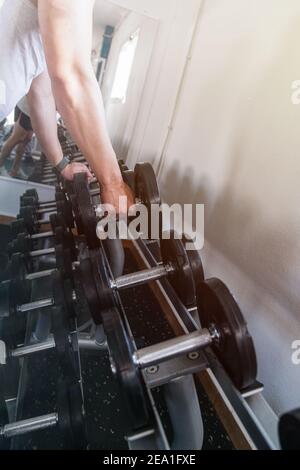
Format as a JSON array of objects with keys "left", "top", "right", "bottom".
[{"left": 111, "top": 30, "right": 140, "bottom": 104}]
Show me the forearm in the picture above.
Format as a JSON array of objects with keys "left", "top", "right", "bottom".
[
  {"left": 52, "top": 70, "right": 121, "bottom": 185},
  {"left": 27, "top": 80, "right": 63, "bottom": 167}
]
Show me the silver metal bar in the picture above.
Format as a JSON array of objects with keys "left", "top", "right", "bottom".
[
  {"left": 38, "top": 201, "right": 56, "bottom": 208},
  {"left": 10, "top": 333, "right": 104, "bottom": 361},
  {"left": 78, "top": 334, "right": 107, "bottom": 351},
  {"left": 36, "top": 208, "right": 56, "bottom": 215},
  {"left": 89, "top": 189, "right": 100, "bottom": 197},
  {"left": 16, "top": 298, "right": 54, "bottom": 314},
  {"left": 39, "top": 220, "right": 52, "bottom": 226},
  {"left": 133, "top": 329, "right": 212, "bottom": 369},
  {"left": 11, "top": 337, "right": 56, "bottom": 358},
  {"left": 29, "top": 248, "right": 55, "bottom": 258},
  {"left": 26, "top": 269, "right": 57, "bottom": 281},
  {"left": 112, "top": 265, "right": 173, "bottom": 291},
  {"left": 31, "top": 231, "right": 54, "bottom": 240},
  {"left": 0, "top": 413, "right": 58, "bottom": 439}
]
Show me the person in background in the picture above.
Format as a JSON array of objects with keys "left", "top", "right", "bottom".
[
  {"left": 0, "top": 97, "right": 33, "bottom": 178},
  {"left": 0, "top": 0, "right": 134, "bottom": 214}
]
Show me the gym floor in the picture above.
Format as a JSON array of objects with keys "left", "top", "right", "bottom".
[{"left": 0, "top": 224, "right": 234, "bottom": 450}]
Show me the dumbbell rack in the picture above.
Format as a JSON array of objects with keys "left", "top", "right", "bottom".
[{"left": 0, "top": 129, "right": 282, "bottom": 450}]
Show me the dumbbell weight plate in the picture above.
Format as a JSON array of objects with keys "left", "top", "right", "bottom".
[
  {"left": 0, "top": 389, "right": 10, "bottom": 450},
  {"left": 102, "top": 308, "right": 151, "bottom": 431},
  {"left": 122, "top": 170, "right": 135, "bottom": 193},
  {"left": 55, "top": 245, "right": 73, "bottom": 279},
  {"left": 24, "top": 189, "right": 39, "bottom": 200},
  {"left": 196, "top": 278, "right": 257, "bottom": 390},
  {"left": 78, "top": 248, "right": 114, "bottom": 325},
  {"left": 160, "top": 232, "right": 196, "bottom": 307},
  {"left": 56, "top": 200, "right": 74, "bottom": 229},
  {"left": 18, "top": 207, "right": 37, "bottom": 231},
  {"left": 0, "top": 254, "right": 9, "bottom": 282},
  {"left": 279, "top": 409, "right": 300, "bottom": 450},
  {"left": 135, "top": 163, "right": 161, "bottom": 238},
  {"left": 73, "top": 173, "right": 99, "bottom": 249},
  {"left": 135, "top": 162, "right": 161, "bottom": 207},
  {"left": 0, "top": 282, "right": 10, "bottom": 318},
  {"left": 57, "top": 379, "right": 87, "bottom": 450},
  {"left": 183, "top": 235, "right": 205, "bottom": 307}
]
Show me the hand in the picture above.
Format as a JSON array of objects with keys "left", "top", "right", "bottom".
[
  {"left": 101, "top": 180, "right": 135, "bottom": 216},
  {"left": 61, "top": 162, "right": 93, "bottom": 181}
]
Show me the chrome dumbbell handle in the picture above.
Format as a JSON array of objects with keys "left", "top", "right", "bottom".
[
  {"left": 133, "top": 327, "right": 220, "bottom": 369},
  {"left": 16, "top": 298, "right": 54, "bottom": 313},
  {"left": 110, "top": 264, "right": 175, "bottom": 291},
  {"left": 0, "top": 414, "right": 58, "bottom": 439}
]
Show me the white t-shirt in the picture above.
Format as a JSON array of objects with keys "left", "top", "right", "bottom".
[
  {"left": 17, "top": 96, "right": 31, "bottom": 117},
  {"left": 0, "top": 0, "right": 46, "bottom": 120}
]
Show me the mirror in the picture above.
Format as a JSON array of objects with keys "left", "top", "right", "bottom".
[{"left": 0, "top": 0, "right": 159, "bottom": 218}]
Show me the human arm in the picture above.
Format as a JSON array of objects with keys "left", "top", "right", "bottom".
[
  {"left": 27, "top": 71, "right": 92, "bottom": 180},
  {"left": 37, "top": 0, "right": 134, "bottom": 209}
]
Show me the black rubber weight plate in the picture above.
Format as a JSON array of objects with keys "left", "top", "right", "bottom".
[
  {"left": 161, "top": 233, "right": 195, "bottom": 307},
  {"left": 135, "top": 163, "right": 161, "bottom": 206},
  {"left": 73, "top": 173, "right": 99, "bottom": 249},
  {"left": 279, "top": 409, "right": 300, "bottom": 450},
  {"left": 197, "top": 279, "right": 257, "bottom": 391},
  {"left": 0, "top": 387, "right": 10, "bottom": 449}
]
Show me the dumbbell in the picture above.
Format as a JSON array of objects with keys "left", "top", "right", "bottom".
[
  {"left": 8, "top": 223, "right": 75, "bottom": 258},
  {"left": 20, "top": 189, "right": 67, "bottom": 211},
  {"left": 21, "top": 184, "right": 98, "bottom": 216},
  {"left": 9, "top": 212, "right": 75, "bottom": 257},
  {"left": 8, "top": 231, "right": 75, "bottom": 261},
  {"left": 104, "top": 275, "right": 258, "bottom": 419},
  {"left": 0, "top": 265, "right": 78, "bottom": 317},
  {"left": 0, "top": 379, "right": 87, "bottom": 449},
  {"left": 0, "top": 274, "right": 82, "bottom": 380},
  {"left": 70, "top": 164, "right": 161, "bottom": 248},
  {"left": 0, "top": 270, "right": 93, "bottom": 387},
  {"left": 79, "top": 231, "right": 204, "bottom": 327},
  {"left": 18, "top": 199, "right": 74, "bottom": 232},
  {"left": 11, "top": 211, "right": 66, "bottom": 239},
  {"left": 0, "top": 245, "right": 76, "bottom": 311},
  {"left": 22, "top": 188, "right": 61, "bottom": 204},
  {"left": 0, "top": 331, "right": 105, "bottom": 365},
  {"left": 85, "top": 231, "right": 257, "bottom": 390},
  {"left": 4, "top": 246, "right": 75, "bottom": 285}
]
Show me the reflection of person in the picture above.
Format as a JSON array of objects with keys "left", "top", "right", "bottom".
[
  {"left": 0, "top": 97, "right": 33, "bottom": 178},
  {"left": 0, "top": 0, "right": 134, "bottom": 214}
]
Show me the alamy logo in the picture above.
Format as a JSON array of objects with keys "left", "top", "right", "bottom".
[
  {"left": 291, "top": 340, "right": 300, "bottom": 365},
  {"left": 0, "top": 80, "right": 6, "bottom": 105},
  {"left": 96, "top": 200, "right": 205, "bottom": 251}
]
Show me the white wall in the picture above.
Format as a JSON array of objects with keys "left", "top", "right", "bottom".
[
  {"left": 104, "top": 0, "right": 300, "bottom": 416},
  {"left": 157, "top": 0, "right": 300, "bottom": 416}
]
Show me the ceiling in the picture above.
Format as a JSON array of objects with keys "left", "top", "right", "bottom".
[{"left": 93, "top": 0, "right": 128, "bottom": 28}]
